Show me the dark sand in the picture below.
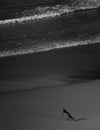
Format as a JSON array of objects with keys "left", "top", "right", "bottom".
[{"left": 0, "top": 80, "right": 100, "bottom": 130}]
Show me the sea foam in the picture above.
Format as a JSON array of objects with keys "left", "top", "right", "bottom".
[
  {"left": 0, "top": 0, "right": 100, "bottom": 25},
  {"left": 0, "top": 34, "right": 100, "bottom": 57}
]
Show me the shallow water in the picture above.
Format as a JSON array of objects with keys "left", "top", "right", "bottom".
[
  {"left": 0, "top": 43, "right": 100, "bottom": 92},
  {"left": 0, "top": 1, "right": 100, "bottom": 129},
  {"left": 0, "top": 0, "right": 100, "bottom": 20},
  {"left": 0, "top": 6, "right": 100, "bottom": 57}
]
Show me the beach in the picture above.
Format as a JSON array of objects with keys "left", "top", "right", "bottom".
[
  {"left": 0, "top": 80, "right": 100, "bottom": 130},
  {"left": 0, "top": 0, "right": 100, "bottom": 129},
  {"left": 0, "top": 43, "right": 100, "bottom": 129},
  {"left": 0, "top": 43, "right": 100, "bottom": 92}
]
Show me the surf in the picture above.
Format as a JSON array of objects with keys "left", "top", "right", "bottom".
[
  {"left": 0, "top": 0, "right": 100, "bottom": 25},
  {"left": 0, "top": 34, "right": 100, "bottom": 58}
]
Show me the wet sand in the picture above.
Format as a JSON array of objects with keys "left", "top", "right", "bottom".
[
  {"left": 0, "top": 43, "right": 100, "bottom": 129},
  {"left": 0, "top": 80, "right": 100, "bottom": 130},
  {"left": 0, "top": 43, "right": 100, "bottom": 92}
]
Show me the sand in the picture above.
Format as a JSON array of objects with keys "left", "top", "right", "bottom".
[{"left": 0, "top": 80, "right": 100, "bottom": 130}]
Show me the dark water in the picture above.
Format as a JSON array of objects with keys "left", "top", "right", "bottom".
[
  {"left": 0, "top": 43, "right": 100, "bottom": 93},
  {"left": 0, "top": 0, "right": 100, "bottom": 92},
  {"left": 0, "top": 0, "right": 100, "bottom": 20},
  {"left": 1, "top": 0, "right": 96, "bottom": 20},
  {"left": 0, "top": 0, "right": 72, "bottom": 20},
  {"left": 0, "top": 7, "right": 100, "bottom": 57},
  {"left": 0, "top": 2, "right": 100, "bottom": 130}
]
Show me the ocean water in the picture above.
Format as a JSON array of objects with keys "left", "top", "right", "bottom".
[
  {"left": 0, "top": 0, "right": 100, "bottom": 92},
  {"left": 0, "top": 43, "right": 100, "bottom": 93},
  {"left": 0, "top": 0, "right": 100, "bottom": 57},
  {"left": 0, "top": 1, "right": 100, "bottom": 130}
]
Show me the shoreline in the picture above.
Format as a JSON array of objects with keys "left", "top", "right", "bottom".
[
  {"left": 0, "top": 78, "right": 94, "bottom": 95},
  {"left": 0, "top": 43, "right": 100, "bottom": 93}
]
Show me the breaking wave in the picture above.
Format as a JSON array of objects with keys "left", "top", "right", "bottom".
[
  {"left": 0, "top": 0, "right": 100, "bottom": 25},
  {"left": 0, "top": 34, "right": 100, "bottom": 57},
  {"left": 0, "top": 0, "right": 100, "bottom": 58}
]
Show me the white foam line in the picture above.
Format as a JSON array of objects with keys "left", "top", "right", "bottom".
[
  {"left": 0, "top": 6, "right": 74, "bottom": 25},
  {"left": 0, "top": 13, "right": 60, "bottom": 25},
  {"left": 0, "top": 35, "right": 100, "bottom": 57},
  {"left": 0, "top": 3, "right": 99, "bottom": 25}
]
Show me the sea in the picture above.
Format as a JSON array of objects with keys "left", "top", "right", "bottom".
[{"left": 0, "top": 0, "right": 100, "bottom": 93}]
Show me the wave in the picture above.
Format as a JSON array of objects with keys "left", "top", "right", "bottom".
[
  {"left": 0, "top": 0, "right": 100, "bottom": 25},
  {"left": 0, "top": 0, "right": 100, "bottom": 58},
  {"left": 0, "top": 34, "right": 100, "bottom": 57}
]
